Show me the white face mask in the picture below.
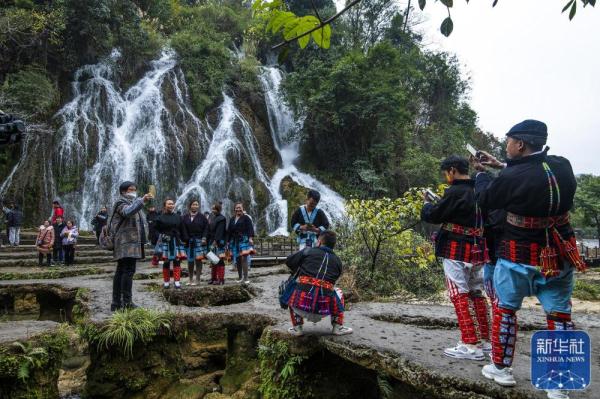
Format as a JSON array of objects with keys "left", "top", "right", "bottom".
[{"left": 125, "top": 192, "right": 137, "bottom": 200}]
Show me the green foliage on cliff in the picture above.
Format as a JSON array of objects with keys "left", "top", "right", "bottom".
[
  {"left": 280, "top": 0, "right": 503, "bottom": 197},
  {"left": 1, "top": 67, "right": 59, "bottom": 119}
]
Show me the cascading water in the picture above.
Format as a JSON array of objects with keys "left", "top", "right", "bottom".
[
  {"left": 176, "top": 93, "right": 275, "bottom": 222},
  {"left": 55, "top": 49, "right": 207, "bottom": 229},
  {"left": 9, "top": 47, "right": 343, "bottom": 235},
  {"left": 258, "top": 67, "right": 345, "bottom": 235}
]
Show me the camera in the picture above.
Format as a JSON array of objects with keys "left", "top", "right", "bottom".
[{"left": 0, "top": 111, "right": 25, "bottom": 145}]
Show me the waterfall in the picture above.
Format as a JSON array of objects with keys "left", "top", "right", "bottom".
[
  {"left": 5, "top": 47, "right": 344, "bottom": 234},
  {"left": 258, "top": 67, "right": 346, "bottom": 234},
  {"left": 176, "top": 93, "right": 273, "bottom": 220},
  {"left": 55, "top": 49, "right": 206, "bottom": 229}
]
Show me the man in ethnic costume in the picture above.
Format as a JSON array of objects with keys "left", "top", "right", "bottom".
[
  {"left": 284, "top": 230, "right": 353, "bottom": 336},
  {"left": 474, "top": 120, "right": 586, "bottom": 399},
  {"left": 421, "top": 156, "right": 491, "bottom": 361},
  {"left": 290, "top": 189, "right": 330, "bottom": 250}
]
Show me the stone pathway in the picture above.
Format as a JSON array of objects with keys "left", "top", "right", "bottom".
[{"left": 0, "top": 239, "right": 597, "bottom": 398}]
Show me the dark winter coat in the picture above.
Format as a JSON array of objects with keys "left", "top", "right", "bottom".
[
  {"left": 181, "top": 213, "right": 208, "bottom": 242},
  {"left": 147, "top": 210, "right": 160, "bottom": 245},
  {"left": 155, "top": 211, "right": 187, "bottom": 243},
  {"left": 208, "top": 212, "right": 227, "bottom": 244},
  {"left": 286, "top": 246, "right": 343, "bottom": 284},
  {"left": 227, "top": 214, "right": 254, "bottom": 244},
  {"left": 111, "top": 196, "right": 147, "bottom": 260}
]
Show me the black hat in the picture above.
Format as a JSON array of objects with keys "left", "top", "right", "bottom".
[
  {"left": 119, "top": 181, "right": 136, "bottom": 194},
  {"left": 506, "top": 119, "right": 548, "bottom": 146}
]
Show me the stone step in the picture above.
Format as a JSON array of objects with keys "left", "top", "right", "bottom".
[
  {"left": 0, "top": 249, "right": 112, "bottom": 259},
  {"left": 11, "top": 237, "right": 98, "bottom": 245},
  {"left": 0, "top": 256, "right": 114, "bottom": 268},
  {"left": 0, "top": 244, "right": 98, "bottom": 253}
]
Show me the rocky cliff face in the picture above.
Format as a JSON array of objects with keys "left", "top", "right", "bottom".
[{"left": 0, "top": 50, "right": 281, "bottom": 230}]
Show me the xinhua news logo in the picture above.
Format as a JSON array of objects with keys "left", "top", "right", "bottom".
[{"left": 531, "top": 330, "right": 591, "bottom": 391}]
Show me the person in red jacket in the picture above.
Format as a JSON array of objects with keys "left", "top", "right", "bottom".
[{"left": 51, "top": 201, "right": 64, "bottom": 224}]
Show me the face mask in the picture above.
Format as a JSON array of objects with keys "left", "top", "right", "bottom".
[{"left": 125, "top": 192, "right": 137, "bottom": 200}]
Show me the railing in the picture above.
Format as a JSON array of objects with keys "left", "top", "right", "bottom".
[
  {"left": 579, "top": 243, "right": 600, "bottom": 261},
  {"left": 253, "top": 237, "right": 297, "bottom": 257}
]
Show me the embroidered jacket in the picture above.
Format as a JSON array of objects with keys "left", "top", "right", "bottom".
[
  {"left": 421, "top": 179, "right": 485, "bottom": 262},
  {"left": 290, "top": 206, "right": 330, "bottom": 245},
  {"left": 475, "top": 151, "right": 577, "bottom": 267}
]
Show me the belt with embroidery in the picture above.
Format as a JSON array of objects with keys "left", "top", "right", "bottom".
[
  {"left": 298, "top": 276, "right": 333, "bottom": 290},
  {"left": 506, "top": 213, "right": 569, "bottom": 229},
  {"left": 441, "top": 223, "right": 483, "bottom": 237}
]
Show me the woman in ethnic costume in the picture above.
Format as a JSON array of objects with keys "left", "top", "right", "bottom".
[
  {"left": 227, "top": 202, "right": 255, "bottom": 284},
  {"left": 208, "top": 202, "right": 227, "bottom": 285},
  {"left": 155, "top": 198, "right": 187, "bottom": 289}
]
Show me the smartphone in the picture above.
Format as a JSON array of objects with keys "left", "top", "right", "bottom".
[
  {"left": 466, "top": 143, "right": 479, "bottom": 158},
  {"left": 424, "top": 189, "right": 441, "bottom": 202},
  {"left": 148, "top": 184, "right": 156, "bottom": 198}
]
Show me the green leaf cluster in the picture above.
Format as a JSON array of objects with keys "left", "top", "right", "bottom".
[
  {"left": 253, "top": 0, "right": 331, "bottom": 49},
  {"left": 85, "top": 308, "right": 172, "bottom": 359},
  {"left": 573, "top": 174, "right": 600, "bottom": 245},
  {"left": 258, "top": 331, "right": 309, "bottom": 399}
]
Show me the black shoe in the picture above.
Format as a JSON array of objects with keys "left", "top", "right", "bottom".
[
  {"left": 122, "top": 303, "right": 139, "bottom": 310},
  {"left": 110, "top": 303, "right": 122, "bottom": 312}
]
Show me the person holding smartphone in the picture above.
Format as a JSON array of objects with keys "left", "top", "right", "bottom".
[
  {"left": 473, "top": 120, "right": 586, "bottom": 398},
  {"left": 110, "top": 181, "right": 153, "bottom": 311},
  {"left": 421, "top": 155, "right": 491, "bottom": 361},
  {"left": 290, "top": 190, "right": 330, "bottom": 251}
]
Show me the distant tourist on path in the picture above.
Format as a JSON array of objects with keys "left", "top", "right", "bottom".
[
  {"left": 110, "top": 181, "right": 153, "bottom": 311},
  {"left": 36, "top": 220, "right": 54, "bottom": 267},
  {"left": 155, "top": 198, "right": 187, "bottom": 289},
  {"left": 3, "top": 203, "right": 23, "bottom": 246},
  {"left": 207, "top": 202, "right": 227, "bottom": 285},
  {"left": 421, "top": 156, "right": 490, "bottom": 361},
  {"left": 51, "top": 200, "right": 64, "bottom": 224},
  {"left": 227, "top": 202, "right": 255, "bottom": 284},
  {"left": 182, "top": 199, "right": 209, "bottom": 286},
  {"left": 290, "top": 189, "right": 330, "bottom": 250},
  {"left": 52, "top": 216, "right": 66, "bottom": 265},
  {"left": 283, "top": 231, "right": 352, "bottom": 336},
  {"left": 91, "top": 206, "right": 109, "bottom": 244},
  {"left": 474, "top": 120, "right": 586, "bottom": 399},
  {"left": 61, "top": 220, "right": 78, "bottom": 265}
]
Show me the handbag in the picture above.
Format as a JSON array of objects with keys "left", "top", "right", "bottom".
[
  {"left": 100, "top": 202, "right": 126, "bottom": 251},
  {"left": 278, "top": 268, "right": 300, "bottom": 310},
  {"left": 206, "top": 251, "right": 220, "bottom": 265}
]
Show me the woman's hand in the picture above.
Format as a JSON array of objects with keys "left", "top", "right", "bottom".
[{"left": 249, "top": 237, "right": 254, "bottom": 245}]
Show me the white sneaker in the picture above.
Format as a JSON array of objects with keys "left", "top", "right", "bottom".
[
  {"left": 546, "top": 390, "right": 569, "bottom": 399},
  {"left": 332, "top": 324, "right": 353, "bottom": 336},
  {"left": 236, "top": 279, "right": 243, "bottom": 283},
  {"left": 163, "top": 282, "right": 170, "bottom": 289},
  {"left": 288, "top": 325, "right": 304, "bottom": 336},
  {"left": 174, "top": 281, "right": 181, "bottom": 289},
  {"left": 444, "top": 342, "right": 485, "bottom": 360},
  {"left": 244, "top": 280, "right": 250, "bottom": 284},
  {"left": 480, "top": 340, "right": 492, "bottom": 353},
  {"left": 481, "top": 363, "right": 516, "bottom": 387}
]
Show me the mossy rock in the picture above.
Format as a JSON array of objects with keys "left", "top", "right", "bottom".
[{"left": 280, "top": 176, "right": 308, "bottom": 228}]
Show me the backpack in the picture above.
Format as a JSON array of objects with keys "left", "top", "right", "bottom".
[{"left": 99, "top": 201, "right": 126, "bottom": 251}]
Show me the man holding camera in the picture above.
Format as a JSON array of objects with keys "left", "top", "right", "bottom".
[
  {"left": 290, "top": 189, "right": 330, "bottom": 251},
  {"left": 421, "top": 156, "right": 491, "bottom": 361},
  {"left": 473, "top": 120, "right": 586, "bottom": 399}
]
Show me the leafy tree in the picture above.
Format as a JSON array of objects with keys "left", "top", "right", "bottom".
[
  {"left": 574, "top": 174, "right": 600, "bottom": 246},
  {"left": 0, "top": 66, "right": 58, "bottom": 118},
  {"left": 253, "top": 0, "right": 596, "bottom": 51}
]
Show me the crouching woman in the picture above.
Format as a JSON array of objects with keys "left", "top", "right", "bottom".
[{"left": 283, "top": 230, "right": 353, "bottom": 336}]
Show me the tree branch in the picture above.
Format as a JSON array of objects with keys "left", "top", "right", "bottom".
[
  {"left": 310, "top": 0, "right": 323, "bottom": 23},
  {"left": 271, "top": 0, "right": 364, "bottom": 50}
]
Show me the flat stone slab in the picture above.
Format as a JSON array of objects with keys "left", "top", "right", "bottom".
[{"left": 0, "top": 260, "right": 597, "bottom": 398}]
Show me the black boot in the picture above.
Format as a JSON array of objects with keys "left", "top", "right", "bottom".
[
  {"left": 110, "top": 303, "right": 122, "bottom": 312},
  {"left": 122, "top": 303, "right": 139, "bottom": 310}
]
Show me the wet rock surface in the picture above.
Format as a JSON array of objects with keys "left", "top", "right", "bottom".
[{"left": 0, "top": 245, "right": 598, "bottom": 398}]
